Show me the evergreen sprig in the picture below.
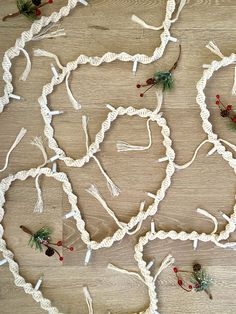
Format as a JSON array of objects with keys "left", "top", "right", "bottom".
[
  {"left": 16, "top": 0, "right": 38, "bottom": 20},
  {"left": 153, "top": 71, "right": 174, "bottom": 91},
  {"left": 136, "top": 44, "right": 181, "bottom": 96},
  {"left": 190, "top": 269, "right": 213, "bottom": 293},
  {"left": 29, "top": 227, "right": 52, "bottom": 251}
]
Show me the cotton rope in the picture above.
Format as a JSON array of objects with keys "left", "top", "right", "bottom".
[{"left": 0, "top": 0, "right": 186, "bottom": 113}]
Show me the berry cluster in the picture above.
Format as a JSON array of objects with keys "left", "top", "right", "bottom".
[
  {"left": 136, "top": 44, "right": 181, "bottom": 97},
  {"left": 33, "top": 0, "right": 54, "bottom": 17},
  {"left": 215, "top": 95, "right": 235, "bottom": 120},
  {"left": 20, "top": 225, "right": 74, "bottom": 262},
  {"left": 2, "top": 0, "right": 54, "bottom": 21},
  {"left": 173, "top": 263, "right": 213, "bottom": 299},
  {"left": 173, "top": 267, "right": 194, "bottom": 292}
]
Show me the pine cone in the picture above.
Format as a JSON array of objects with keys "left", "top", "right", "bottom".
[
  {"left": 193, "top": 263, "right": 201, "bottom": 272},
  {"left": 45, "top": 247, "right": 55, "bottom": 257},
  {"left": 32, "top": 0, "right": 42, "bottom": 6}
]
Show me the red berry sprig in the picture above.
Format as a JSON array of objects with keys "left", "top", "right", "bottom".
[
  {"left": 214, "top": 95, "right": 236, "bottom": 129},
  {"left": 20, "top": 225, "right": 74, "bottom": 263},
  {"left": 3, "top": 0, "right": 54, "bottom": 22},
  {"left": 172, "top": 264, "right": 213, "bottom": 299},
  {"left": 173, "top": 267, "right": 193, "bottom": 292}
]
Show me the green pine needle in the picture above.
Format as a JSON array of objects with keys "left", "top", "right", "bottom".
[
  {"left": 154, "top": 71, "right": 174, "bottom": 91},
  {"left": 190, "top": 269, "right": 213, "bottom": 292},
  {"left": 16, "top": 0, "right": 38, "bottom": 20},
  {"left": 29, "top": 227, "right": 52, "bottom": 252}
]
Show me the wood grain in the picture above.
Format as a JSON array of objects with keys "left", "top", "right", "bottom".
[{"left": 0, "top": 0, "right": 236, "bottom": 313}]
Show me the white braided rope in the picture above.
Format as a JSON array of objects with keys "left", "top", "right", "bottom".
[
  {"left": 0, "top": 167, "right": 88, "bottom": 314},
  {"left": 1, "top": 101, "right": 176, "bottom": 250},
  {"left": 134, "top": 197, "right": 236, "bottom": 314},
  {"left": 0, "top": 0, "right": 186, "bottom": 113},
  {"left": 196, "top": 45, "right": 236, "bottom": 172}
]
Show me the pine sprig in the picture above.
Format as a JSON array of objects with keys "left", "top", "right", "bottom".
[
  {"left": 29, "top": 227, "right": 52, "bottom": 252},
  {"left": 153, "top": 71, "right": 174, "bottom": 91},
  {"left": 2, "top": 0, "right": 54, "bottom": 22},
  {"left": 16, "top": 0, "right": 38, "bottom": 20},
  {"left": 190, "top": 269, "right": 213, "bottom": 292},
  {"left": 136, "top": 44, "right": 181, "bottom": 96}
]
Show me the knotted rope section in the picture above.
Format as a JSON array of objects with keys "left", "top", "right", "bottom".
[
  {"left": 0, "top": 0, "right": 186, "bottom": 113},
  {"left": 196, "top": 40, "right": 236, "bottom": 172}
]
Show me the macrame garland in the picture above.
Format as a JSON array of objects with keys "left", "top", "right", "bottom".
[
  {"left": 0, "top": 128, "right": 27, "bottom": 173},
  {"left": 0, "top": 0, "right": 186, "bottom": 113},
  {"left": 0, "top": 101, "right": 176, "bottom": 254},
  {"left": 196, "top": 41, "right": 236, "bottom": 171}
]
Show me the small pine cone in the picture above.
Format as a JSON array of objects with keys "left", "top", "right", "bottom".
[
  {"left": 193, "top": 263, "right": 201, "bottom": 272},
  {"left": 32, "top": 0, "right": 42, "bottom": 6},
  {"left": 220, "top": 109, "right": 229, "bottom": 117},
  {"left": 45, "top": 247, "right": 55, "bottom": 257}
]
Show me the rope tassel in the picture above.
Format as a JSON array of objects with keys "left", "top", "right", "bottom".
[
  {"left": 82, "top": 116, "right": 120, "bottom": 197},
  {"left": 83, "top": 286, "right": 94, "bottom": 314},
  {"left": 31, "top": 136, "right": 48, "bottom": 213},
  {"left": 196, "top": 208, "right": 218, "bottom": 234},
  {"left": 32, "top": 23, "right": 66, "bottom": 41},
  {"left": 116, "top": 118, "right": 152, "bottom": 152},
  {"left": 131, "top": 14, "right": 163, "bottom": 31},
  {"left": 34, "top": 174, "right": 44, "bottom": 213},
  {"left": 34, "top": 49, "right": 64, "bottom": 70},
  {"left": 153, "top": 254, "right": 175, "bottom": 282},
  {"left": 31, "top": 136, "right": 48, "bottom": 167},
  {"left": 232, "top": 66, "right": 236, "bottom": 95},
  {"left": 206, "top": 41, "right": 224, "bottom": 59},
  {"left": 19, "top": 48, "right": 31, "bottom": 81},
  {"left": 86, "top": 185, "right": 124, "bottom": 229},
  {"left": 107, "top": 263, "right": 146, "bottom": 284},
  {"left": 0, "top": 128, "right": 27, "bottom": 173},
  {"left": 66, "top": 72, "right": 81, "bottom": 110}
]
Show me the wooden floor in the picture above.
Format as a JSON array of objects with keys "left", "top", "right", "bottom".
[{"left": 1, "top": 0, "right": 236, "bottom": 313}]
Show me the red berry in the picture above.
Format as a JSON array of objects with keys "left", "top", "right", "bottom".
[
  {"left": 57, "top": 241, "right": 62, "bottom": 246},
  {"left": 189, "top": 285, "right": 193, "bottom": 289},
  {"left": 232, "top": 117, "right": 236, "bottom": 123},
  {"left": 178, "top": 279, "right": 183, "bottom": 286},
  {"left": 140, "top": 93, "right": 144, "bottom": 97},
  {"left": 59, "top": 256, "right": 64, "bottom": 261},
  {"left": 173, "top": 267, "right": 178, "bottom": 273},
  {"left": 216, "top": 100, "right": 220, "bottom": 105},
  {"left": 136, "top": 84, "right": 141, "bottom": 88},
  {"left": 227, "top": 105, "right": 232, "bottom": 111},
  {"left": 48, "top": 0, "right": 53, "bottom": 3},
  {"left": 69, "top": 246, "right": 74, "bottom": 251},
  {"left": 35, "top": 8, "right": 41, "bottom": 16},
  {"left": 195, "top": 283, "right": 200, "bottom": 288},
  {"left": 216, "top": 95, "right": 220, "bottom": 99}
]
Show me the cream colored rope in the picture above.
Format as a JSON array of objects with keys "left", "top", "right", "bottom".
[{"left": 0, "top": 0, "right": 186, "bottom": 113}]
